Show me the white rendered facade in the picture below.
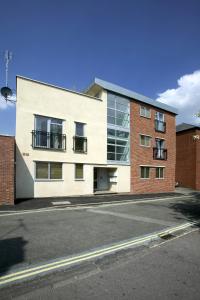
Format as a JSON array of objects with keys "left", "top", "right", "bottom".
[{"left": 16, "top": 76, "right": 130, "bottom": 199}]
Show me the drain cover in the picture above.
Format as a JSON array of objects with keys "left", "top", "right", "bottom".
[{"left": 159, "top": 233, "right": 175, "bottom": 240}]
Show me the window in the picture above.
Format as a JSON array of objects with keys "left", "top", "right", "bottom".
[
  {"left": 107, "top": 93, "right": 130, "bottom": 163},
  {"left": 140, "top": 135, "right": 151, "bottom": 147},
  {"left": 140, "top": 167, "right": 150, "bottom": 179},
  {"left": 155, "top": 112, "right": 166, "bottom": 132},
  {"left": 107, "top": 128, "right": 129, "bottom": 162},
  {"left": 75, "top": 164, "right": 84, "bottom": 179},
  {"left": 33, "top": 116, "right": 66, "bottom": 150},
  {"left": 107, "top": 94, "right": 130, "bottom": 128},
  {"left": 75, "top": 122, "right": 84, "bottom": 137},
  {"left": 156, "top": 167, "right": 164, "bottom": 179},
  {"left": 153, "top": 138, "right": 167, "bottom": 160},
  {"left": 74, "top": 122, "right": 87, "bottom": 153},
  {"left": 35, "top": 162, "right": 62, "bottom": 180},
  {"left": 140, "top": 106, "right": 151, "bottom": 118}
]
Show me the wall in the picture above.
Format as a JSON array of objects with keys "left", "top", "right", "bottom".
[
  {"left": 130, "top": 101, "right": 176, "bottom": 193},
  {"left": 0, "top": 135, "right": 15, "bottom": 205},
  {"left": 176, "top": 129, "right": 200, "bottom": 190},
  {"left": 16, "top": 77, "right": 107, "bottom": 198}
]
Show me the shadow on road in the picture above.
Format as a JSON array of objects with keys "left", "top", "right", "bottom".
[
  {"left": 170, "top": 194, "right": 200, "bottom": 227},
  {"left": 0, "top": 237, "right": 27, "bottom": 276}
]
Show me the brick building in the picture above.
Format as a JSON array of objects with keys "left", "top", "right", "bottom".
[
  {"left": 131, "top": 101, "right": 176, "bottom": 193},
  {"left": 0, "top": 135, "right": 15, "bottom": 205},
  {"left": 176, "top": 123, "right": 200, "bottom": 190}
]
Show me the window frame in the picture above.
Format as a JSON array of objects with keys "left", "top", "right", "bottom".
[
  {"left": 140, "top": 106, "right": 151, "bottom": 119},
  {"left": 139, "top": 134, "right": 152, "bottom": 147},
  {"left": 35, "top": 161, "right": 63, "bottom": 181},
  {"left": 107, "top": 96, "right": 130, "bottom": 129},
  {"left": 34, "top": 115, "right": 65, "bottom": 150},
  {"left": 155, "top": 167, "right": 164, "bottom": 179},
  {"left": 75, "top": 164, "right": 84, "bottom": 180},
  {"left": 74, "top": 122, "right": 87, "bottom": 153},
  {"left": 140, "top": 166, "right": 150, "bottom": 179}
]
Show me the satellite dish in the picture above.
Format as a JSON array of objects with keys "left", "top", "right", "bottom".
[{"left": 1, "top": 86, "right": 13, "bottom": 100}]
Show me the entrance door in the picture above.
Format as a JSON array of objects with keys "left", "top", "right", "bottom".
[{"left": 93, "top": 168, "right": 98, "bottom": 191}]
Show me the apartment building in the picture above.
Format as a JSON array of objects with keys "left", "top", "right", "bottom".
[
  {"left": 176, "top": 123, "right": 200, "bottom": 190},
  {"left": 16, "top": 76, "right": 177, "bottom": 199}
]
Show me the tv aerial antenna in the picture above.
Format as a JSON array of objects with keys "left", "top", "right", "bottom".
[{"left": 0, "top": 50, "right": 16, "bottom": 103}]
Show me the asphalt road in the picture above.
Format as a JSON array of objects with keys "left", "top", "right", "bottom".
[{"left": 0, "top": 194, "right": 200, "bottom": 299}]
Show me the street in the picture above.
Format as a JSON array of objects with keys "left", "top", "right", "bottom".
[{"left": 0, "top": 194, "right": 200, "bottom": 299}]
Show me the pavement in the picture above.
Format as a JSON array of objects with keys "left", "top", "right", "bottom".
[
  {"left": 0, "top": 193, "right": 200, "bottom": 299},
  {"left": 0, "top": 191, "right": 194, "bottom": 211}
]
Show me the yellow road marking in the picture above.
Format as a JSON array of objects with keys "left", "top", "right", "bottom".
[{"left": 0, "top": 221, "right": 196, "bottom": 286}]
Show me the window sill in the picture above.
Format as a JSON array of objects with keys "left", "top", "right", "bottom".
[
  {"left": 33, "top": 147, "right": 66, "bottom": 152},
  {"left": 140, "top": 145, "right": 151, "bottom": 148},
  {"left": 140, "top": 178, "right": 150, "bottom": 180},
  {"left": 75, "top": 179, "right": 85, "bottom": 181},
  {"left": 35, "top": 179, "right": 64, "bottom": 182},
  {"left": 140, "top": 115, "right": 151, "bottom": 119},
  {"left": 155, "top": 129, "right": 166, "bottom": 133},
  {"left": 155, "top": 178, "right": 165, "bottom": 180}
]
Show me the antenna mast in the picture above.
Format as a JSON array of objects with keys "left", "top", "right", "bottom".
[{"left": 5, "top": 50, "right": 12, "bottom": 87}]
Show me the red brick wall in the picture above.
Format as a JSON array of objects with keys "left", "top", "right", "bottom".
[
  {"left": 130, "top": 101, "right": 176, "bottom": 194},
  {"left": 0, "top": 135, "right": 15, "bottom": 205},
  {"left": 176, "top": 129, "right": 200, "bottom": 190}
]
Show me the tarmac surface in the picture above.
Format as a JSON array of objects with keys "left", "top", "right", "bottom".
[{"left": 0, "top": 193, "right": 200, "bottom": 299}]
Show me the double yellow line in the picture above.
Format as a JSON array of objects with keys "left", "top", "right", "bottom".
[{"left": 0, "top": 222, "right": 195, "bottom": 286}]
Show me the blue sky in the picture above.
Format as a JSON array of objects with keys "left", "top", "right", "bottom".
[{"left": 0, "top": 0, "right": 200, "bottom": 135}]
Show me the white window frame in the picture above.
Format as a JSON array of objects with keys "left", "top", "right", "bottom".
[
  {"left": 35, "top": 162, "right": 63, "bottom": 181},
  {"left": 155, "top": 167, "right": 164, "bottom": 179},
  {"left": 139, "top": 134, "right": 152, "bottom": 147},
  {"left": 140, "top": 106, "right": 151, "bottom": 118},
  {"left": 155, "top": 111, "right": 165, "bottom": 122}
]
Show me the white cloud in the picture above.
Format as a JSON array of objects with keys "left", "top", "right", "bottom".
[
  {"left": 0, "top": 94, "right": 16, "bottom": 110},
  {"left": 156, "top": 70, "right": 200, "bottom": 125}
]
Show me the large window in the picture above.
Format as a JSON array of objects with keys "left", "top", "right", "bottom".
[
  {"left": 33, "top": 116, "right": 66, "bottom": 150},
  {"left": 107, "top": 93, "right": 130, "bottom": 163},
  {"left": 107, "top": 129, "right": 129, "bottom": 161},
  {"left": 75, "top": 164, "right": 84, "bottom": 179},
  {"left": 140, "top": 135, "right": 151, "bottom": 147},
  {"left": 35, "top": 162, "right": 62, "bottom": 180},
  {"left": 73, "top": 122, "right": 87, "bottom": 153},
  {"left": 107, "top": 94, "right": 130, "bottom": 128}
]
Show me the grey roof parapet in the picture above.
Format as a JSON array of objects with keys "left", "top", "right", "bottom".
[{"left": 86, "top": 77, "right": 178, "bottom": 115}]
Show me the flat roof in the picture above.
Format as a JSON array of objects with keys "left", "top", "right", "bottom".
[
  {"left": 176, "top": 123, "right": 200, "bottom": 133},
  {"left": 85, "top": 78, "right": 178, "bottom": 115}
]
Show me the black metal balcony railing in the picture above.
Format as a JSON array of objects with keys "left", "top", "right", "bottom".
[
  {"left": 153, "top": 147, "right": 167, "bottom": 160},
  {"left": 155, "top": 120, "right": 166, "bottom": 133},
  {"left": 32, "top": 130, "right": 66, "bottom": 150},
  {"left": 73, "top": 136, "right": 87, "bottom": 153}
]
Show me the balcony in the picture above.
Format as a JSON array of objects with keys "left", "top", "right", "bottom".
[
  {"left": 155, "top": 120, "right": 166, "bottom": 133},
  {"left": 153, "top": 147, "right": 167, "bottom": 160},
  {"left": 73, "top": 136, "right": 87, "bottom": 153},
  {"left": 32, "top": 130, "right": 66, "bottom": 150}
]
